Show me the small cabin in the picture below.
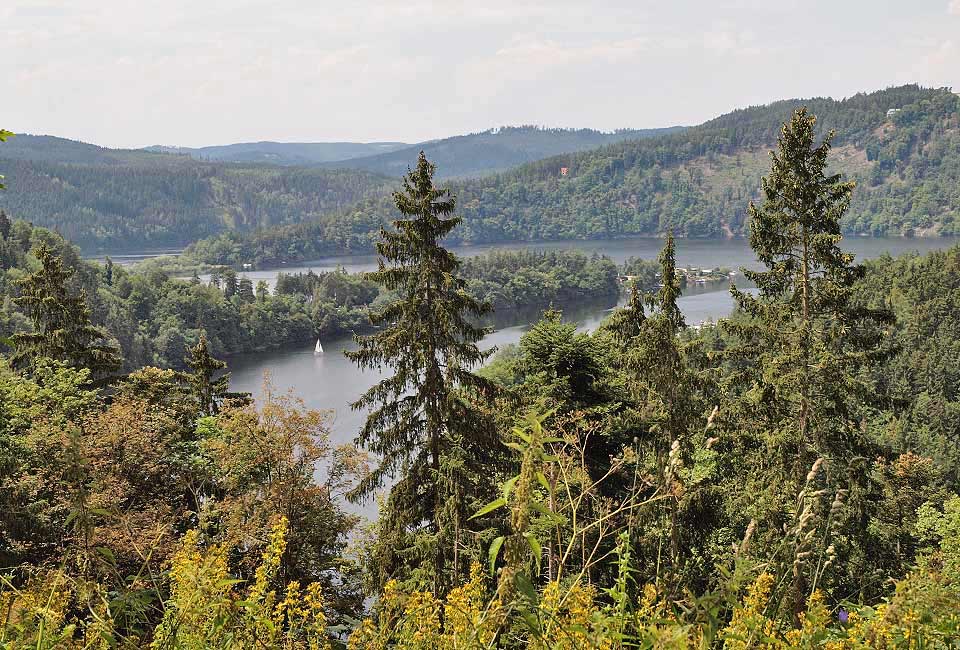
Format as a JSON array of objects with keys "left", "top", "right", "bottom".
[{"left": 886, "top": 108, "right": 901, "bottom": 117}]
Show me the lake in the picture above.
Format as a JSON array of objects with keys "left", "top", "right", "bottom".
[{"left": 228, "top": 235, "right": 958, "bottom": 450}]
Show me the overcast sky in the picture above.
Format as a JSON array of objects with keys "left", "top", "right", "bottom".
[{"left": 2, "top": 0, "right": 959, "bottom": 149}]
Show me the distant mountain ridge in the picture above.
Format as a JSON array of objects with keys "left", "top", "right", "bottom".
[
  {"left": 142, "top": 141, "right": 410, "bottom": 165},
  {"left": 183, "top": 85, "right": 960, "bottom": 267},
  {"left": 0, "top": 124, "right": 685, "bottom": 251},
  {"left": 0, "top": 135, "right": 392, "bottom": 251},
  {"left": 319, "top": 125, "right": 687, "bottom": 178}
]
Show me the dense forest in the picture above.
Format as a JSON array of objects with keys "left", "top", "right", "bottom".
[
  {"left": 5, "top": 113, "right": 960, "bottom": 647},
  {"left": 143, "top": 140, "right": 410, "bottom": 166},
  {"left": 186, "top": 85, "right": 960, "bottom": 267},
  {"left": 317, "top": 125, "right": 685, "bottom": 178},
  {"left": 0, "top": 216, "right": 621, "bottom": 370},
  {"left": 0, "top": 136, "right": 391, "bottom": 251},
  {"left": 5, "top": 86, "right": 958, "bottom": 259}
]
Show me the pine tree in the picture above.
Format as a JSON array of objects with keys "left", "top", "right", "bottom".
[
  {"left": 11, "top": 244, "right": 122, "bottom": 378},
  {"left": 238, "top": 277, "right": 255, "bottom": 303},
  {"left": 0, "top": 210, "right": 11, "bottom": 240},
  {"left": 604, "top": 234, "right": 707, "bottom": 592},
  {"left": 183, "top": 333, "right": 230, "bottom": 416},
  {"left": 346, "top": 152, "right": 496, "bottom": 594},
  {"left": 222, "top": 269, "right": 238, "bottom": 298},
  {"left": 103, "top": 256, "right": 114, "bottom": 287},
  {"left": 729, "top": 108, "right": 890, "bottom": 476},
  {"left": 723, "top": 108, "right": 892, "bottom": 609}
]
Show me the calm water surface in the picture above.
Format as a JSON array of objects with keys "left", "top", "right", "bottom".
[
  {"left": 229, "top": 236, "right": 959, "bottom": 450},
  {"left": 227, "top": 236, "right": 959, "bottom": 516}
]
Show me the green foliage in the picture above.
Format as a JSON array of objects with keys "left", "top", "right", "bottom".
[
  {"left": 187, "top": 85, "right": 960, "bottom": 268},
  {"left": 319, "top": 124, "right": 683, "bottom": 178},
  {"left": 462, "top": 249, "right": 620, "bottom": 315},
  {"left": 11, "top": 243, "right": 121, "bottom": 379},
  {"left": 0, "top": 135, "right": 389, "bottom": 251},
  {"left": 183, "top": 334, "right": 229, "bottom": 416},
  {"left": 346, "top": 152, "right": 497, "bottom": 595}
]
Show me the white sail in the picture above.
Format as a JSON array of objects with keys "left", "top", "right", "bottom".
[{"left": 315, "top": 339, "right": 323, "bottom": 354}]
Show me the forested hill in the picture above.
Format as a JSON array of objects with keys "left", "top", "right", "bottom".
[
  {"left": 143, "top": 140, "right": 410, "bottom": 165},
  {"left": 318, "top": 125, "right": 685, "bottom": 178},
  {"left": 188, "top": 85, "right": 960, "bottom": 267},
  {"left": 0, "top": 135, "right": 391, "bottom": 251}
]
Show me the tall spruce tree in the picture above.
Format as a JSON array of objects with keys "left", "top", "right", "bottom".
[
  {"left": 11, "top": 244, "right": 122, "bottom": 378},
  {"left": 0, "top": 129, "right": 11, "bottom": 190},
  {"left": 184, "top": 333, "right": 230, "bottom": 416},
  {"left": 346, "top": 152, "right": 495, "bottom": 594},
  {"left": 604, "top": 234, "right": 709, "bottom": 593},
  {"left": 723, "top": 108, "right": 892, "bottom": 610},
  {"left": 0, "top": 210, "right": 11, "bottom": 240}
]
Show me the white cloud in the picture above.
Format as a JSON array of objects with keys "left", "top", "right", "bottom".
[{"left": 2, "top": 0, "right": 958, "bottom": 148}]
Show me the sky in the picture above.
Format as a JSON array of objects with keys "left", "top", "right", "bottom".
[{"left": 2, "top": 0, "right": 959, "bottom": 149}]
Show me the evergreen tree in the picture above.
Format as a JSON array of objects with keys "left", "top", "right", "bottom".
[
  {"left": 103, "top": 256, "right": 113, "bottom": 287},
  {"left": 209, "top": 267, "right": 222, "bottom": 288},
  {"left": 0, "top": 210, "right": 11, "bottom": 240},
  {"left": 723, "top": 108, "right": 893, "bottom": 609},
  {"left": 238, "top": 277, "right": 255, "bottom": 303},
  {"left": 346, "top": 152, "right": 496, "bottom": 594},
  {"left": 183, "top": 333, "right": 229, "bottom": 416},
  {"left": 0, "top": 129, "right": 10, "bottom": 190},
  {"left": 11, "top": 244, "right": 121, "bottom": 378},
  {"left": 604, "top": 234, "right": 710, "bottom": 593},
  {"left": 222, "top": 269, "right": 238, "bottom": 298},
  {"left": 255, "top": 280, "right": 269, "bottom": 301}
]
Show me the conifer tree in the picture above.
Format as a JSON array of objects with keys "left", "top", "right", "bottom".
[
  {"left": 238, "top": 277, "right": 255, "bottom": 303},
  {"left": 0, "top": 129, "right": 10, "bottom": 190},
  {"left": 222, "top": 269, "right": 238, "bottom": 298},
  {"left": 11, "top": 244, "right": 122, "bottom": 378},
  {"left": 0, "top": 210, "right": 11, "bottom": 240},
  {"left": 728, "top": 108, "right": 890, "bottom": 478},
  {"left": 605, "top": 234, "right": 707, "bottom": 592},
  {"left": 346, "top": 152, "right": 495, "bottom": 594},
  {"left": 183, "top": 333, "right": 230, "bottom": 416},
  {"left": 103, "top": 256, "right": 113, "bottom": 287},
  {"left": 724, "top": 108, "right": 892, "bottom": 610}
]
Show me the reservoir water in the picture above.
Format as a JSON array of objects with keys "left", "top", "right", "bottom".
[{"left": 228, "top": 236, "right": 958, "bottom": 451}]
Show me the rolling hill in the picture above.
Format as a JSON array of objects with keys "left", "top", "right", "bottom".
[
  {"left": 142, "top": 141, "right": 410, "bottom": 165},
  {"left": 184, "top": 85, "right": 960, "bottom": 267},
  {"left": 0, "top": 135, "right": 391, "bottom": 251},
  {"left": 0, "top": 126, "right": 682, "bottom": 251},
  {"left": 319, "top": 125, "right": 685, "bottom": 178}
]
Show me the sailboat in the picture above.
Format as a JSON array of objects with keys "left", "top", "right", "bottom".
[{"left": 314, "top": 339, "right": 323, "bottom": 355}]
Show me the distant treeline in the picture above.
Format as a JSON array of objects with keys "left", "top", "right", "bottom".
[
  {"left": 0, "top": 220, "right": 622, "bottom": 369},
  {"left": 184, "top": 85, "right": 960, "bottom": 267}
]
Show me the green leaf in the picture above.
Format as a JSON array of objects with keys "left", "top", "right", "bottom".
[
  {"left": 470, "top": 497, "right": 506, "bottom": 520},
  {"left": 525, "top": 533, "right": 542, "bottom": 568},
  {"left": 515, "top": 573, "right": 538, "bottom": 603},
  {"left": 535, "top": 471, "right": 551, "bottom": 492},
  {"left": 95, "top": 546, "right": 116, "bottom": 565},
  {"left": 488, "top": 536, "right": 505, "bottom": 575},
  {"left": 521, "top": 611, "right": 542, "bottom": 636},
  {"left": 502, "top": 475, "right": 519, "bottom": 501}
]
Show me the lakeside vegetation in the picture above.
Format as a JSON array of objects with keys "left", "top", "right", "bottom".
[
  {"left": 184, "top": 85, "right": 960, "bottom": 268},
  {"left": 0, "top": 220, "right": 623, "bottom": 368},
  {"left": 3, "top": 87, "right": 958, "bottom": 259},
  {"left": 4, "top": 109, "right": 960, "bottom": 648}
]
